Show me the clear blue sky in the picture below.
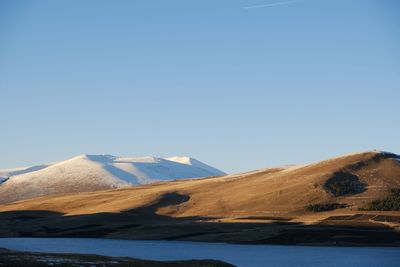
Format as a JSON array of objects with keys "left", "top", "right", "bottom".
[{"left": 0, "top": 0, "right": 399, "bottom": 173}]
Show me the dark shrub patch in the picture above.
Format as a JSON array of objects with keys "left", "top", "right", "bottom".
[
  {"left": 324, "top": 172, "right": 366, "bottom": 196},
  {"left": 306, "top": 203, "right": 347, "bottom": 212},
  {"left": 366, "top": 189, "right": 400, "bottom": 211}
]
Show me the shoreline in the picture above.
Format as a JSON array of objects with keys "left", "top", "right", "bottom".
[
  {"left": 2, "top": 237, "right": 400, "bottom": 267},
  {"left": 0, "top": 247, "right": 235, "bottom": 267}
]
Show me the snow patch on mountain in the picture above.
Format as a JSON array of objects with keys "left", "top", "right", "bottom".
[
  {"left": 166, "top": 156, "right": 226, "bottom": 176},
  {"left": 0, "top": 165, "right": 49, "bottom": 182}
]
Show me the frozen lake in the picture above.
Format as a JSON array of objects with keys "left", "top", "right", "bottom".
[{"left": 0, "top": 238, "right": 399, "bottom": 267}]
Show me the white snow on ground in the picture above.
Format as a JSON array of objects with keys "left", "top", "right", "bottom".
[
  {"left": 0, "top": 165, "right": 49, "bottom": 182},
  {"left": 0, "top": 154, "right": 225, "bottom": 202},
  {"left": 166, "top": 156, "right": 225, "bottom": 176}
]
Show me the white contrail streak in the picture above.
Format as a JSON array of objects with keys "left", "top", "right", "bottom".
[{"left": 244, "top": 0, "right": 298, "bottom": 10}]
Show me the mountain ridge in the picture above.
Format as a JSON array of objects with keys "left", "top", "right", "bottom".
[
  {"left": 1, "top": 150, "right": 400, "bottom": 246},
  {"left": 0, "top": 154, "right": 226, "bottom": 204}
]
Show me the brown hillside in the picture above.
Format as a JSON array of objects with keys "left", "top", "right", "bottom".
[
  {"left": 1, "top": 151, "right": 400, "bottom": 246},
  {"left": 1, "top": 151, "right": 399, "bottom": 217}
]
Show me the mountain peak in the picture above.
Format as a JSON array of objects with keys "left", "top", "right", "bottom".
[
  {"left": 0, "top": 154, "right": 226, "bottom": 203},
  {"left": 166, "top": 156, "right": 195, "bottom": 165}
]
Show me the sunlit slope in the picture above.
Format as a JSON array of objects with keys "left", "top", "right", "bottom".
[
  {"left": 0, "top": 151, "right": 399, "bottom": 220},
  {"left": 0, "top": 154, "right": 225, "bottom": 204}
]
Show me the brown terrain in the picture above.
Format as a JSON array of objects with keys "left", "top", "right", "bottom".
[{"left": 1, "top": 151, "right": 400, "bottom": 246}]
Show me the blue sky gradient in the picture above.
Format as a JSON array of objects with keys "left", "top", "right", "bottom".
[{"left": 0, "top": 0, "right": 399, "bottom": 173}]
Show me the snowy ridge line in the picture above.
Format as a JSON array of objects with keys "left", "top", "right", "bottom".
[
  {"left": 0, "top": 154, "right": 226, "bottom": 185},
  {"left": 0, "top": 154, "right": 226, "bottom": 203}
]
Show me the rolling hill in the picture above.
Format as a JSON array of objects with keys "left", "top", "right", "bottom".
[
  {"left": 0, "top": 151, "right": 400, "bottom": 245},
  {"left": 0, "top": 154, "right": 225, "bottom": 204}
]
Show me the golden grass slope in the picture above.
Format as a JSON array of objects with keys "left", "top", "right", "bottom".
[{"left": 1, "top": 151, "right": 399, "bottom": 221}]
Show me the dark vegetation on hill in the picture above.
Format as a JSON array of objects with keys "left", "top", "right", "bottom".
[
  {"left": 306, "top": 203, "right": 348, "bottom": 212},
  {"left": 324, "top": 172, "right": 366, "bottom": 196},
  {"left": 365, "top": 189, "right": 400, "bottom": 211}
]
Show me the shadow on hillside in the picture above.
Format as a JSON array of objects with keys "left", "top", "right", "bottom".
[
  {"left": 0, "top": 192, "right": 212, "bottom": 238},
  {"left": 1, "top": 192, "right": 400, "bottom": 246}
]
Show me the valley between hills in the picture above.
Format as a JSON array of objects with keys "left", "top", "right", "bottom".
[{"left": 1, "top": 151, "right": 400, "bottom": 246}]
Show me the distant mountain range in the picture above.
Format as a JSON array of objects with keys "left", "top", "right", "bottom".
[{"left": 0, "top": 154, "right": 225, "bottom": 203}]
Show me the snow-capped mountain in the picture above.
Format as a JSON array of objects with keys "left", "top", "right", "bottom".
[
  {"left": 0, "top": 165, "right": 49, "bottom": 184},
  {"left": 0, "top": 154, "right": 225, "bottom": 203}
]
